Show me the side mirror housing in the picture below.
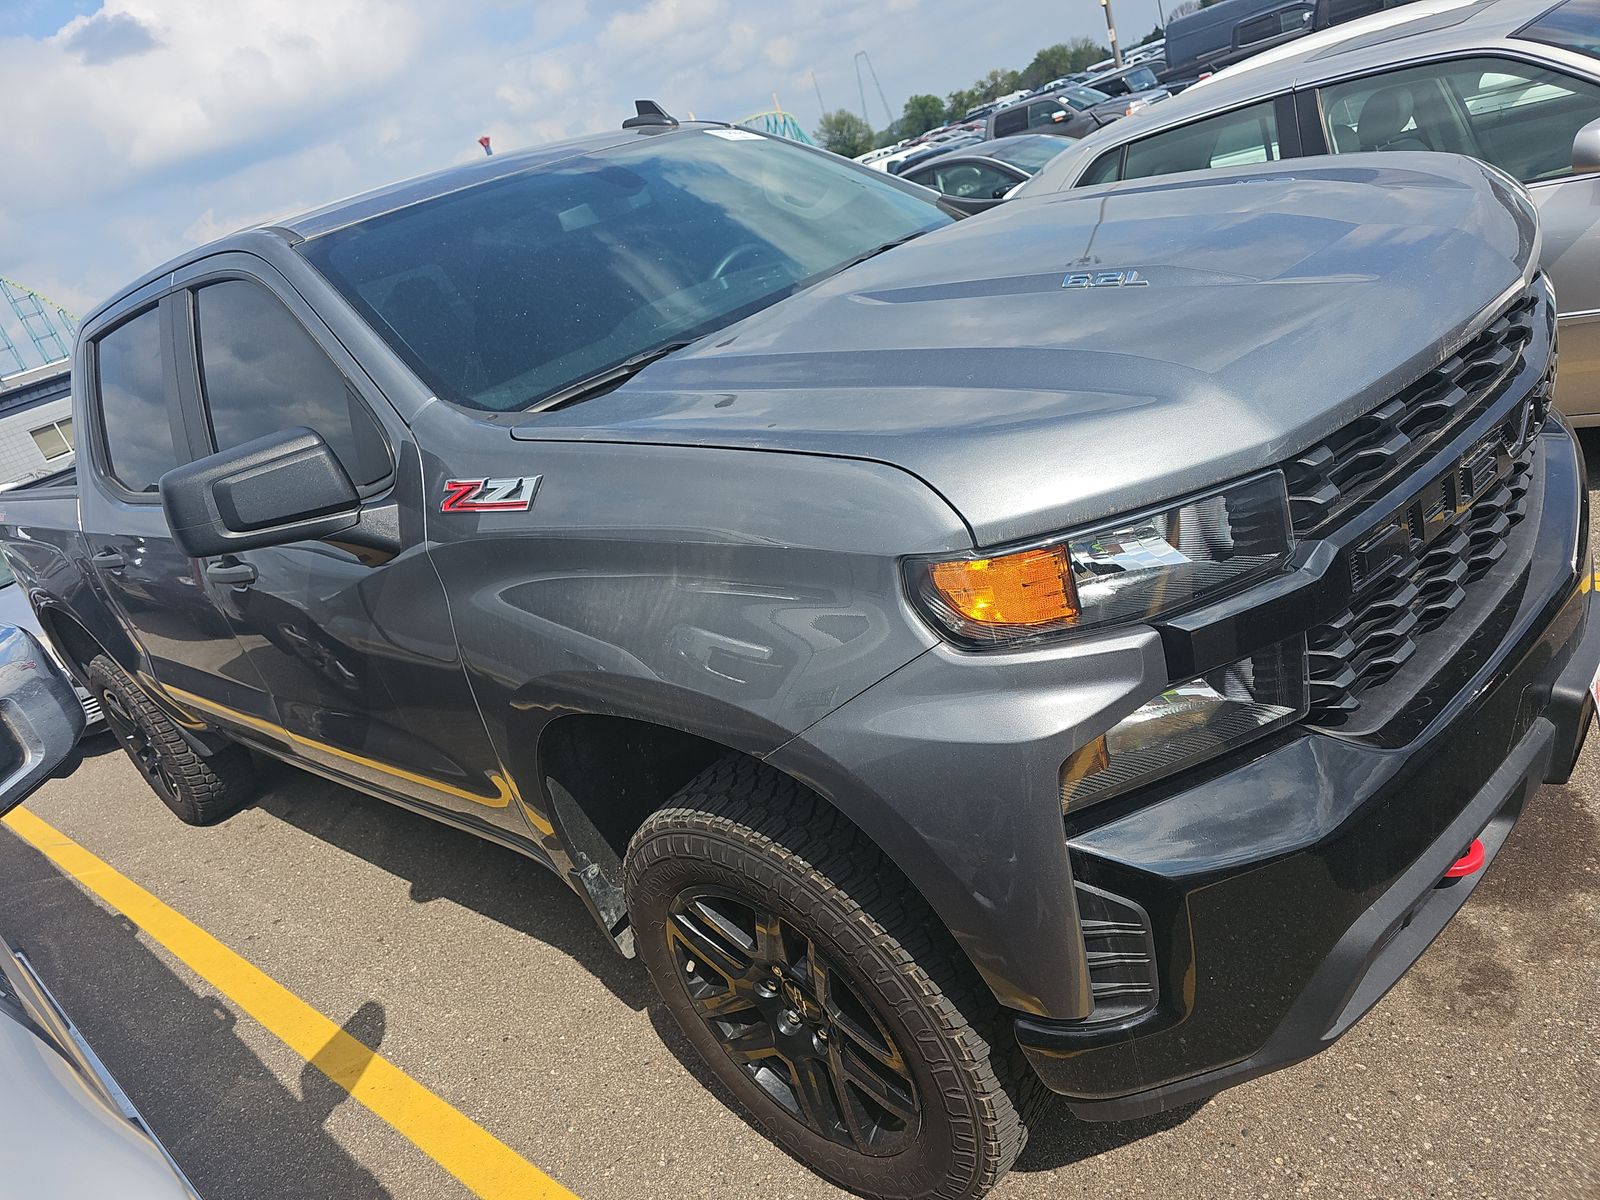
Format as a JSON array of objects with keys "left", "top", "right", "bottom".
[
  {"left": 1574, "top": 116, "right": 1600, "bottom": 174},
  {"left": 160, "top": 427, "right": 360, "bottom": 559},
  {"left": 0, "top": 626, "right": 84, "bottom": 820}
]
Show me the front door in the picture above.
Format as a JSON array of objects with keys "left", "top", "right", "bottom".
[
  {"left": 77, "top": 295, "right": 276, "bottom": 733},
  {"left": 169, "top": 261, "right": 523, "bottom": 836}
]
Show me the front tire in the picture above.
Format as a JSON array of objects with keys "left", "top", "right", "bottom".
[
  {"left": 624, "top": 756, "right": 1042, "bottom": 1200},
  {"left": 87, "top": 654, "right": 260, "bottom": 826}
]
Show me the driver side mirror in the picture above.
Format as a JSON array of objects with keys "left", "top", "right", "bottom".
[
  {"left": 160, "top": 427, "right": 360, "bottom": 559},
  {"left": 1574, "top": 116, "right": 1600, "bottom": 174}
]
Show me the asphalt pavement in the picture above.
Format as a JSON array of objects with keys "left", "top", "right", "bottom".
[{"left": 1, "top": 466, "right": 1598, "bottom": 1200}]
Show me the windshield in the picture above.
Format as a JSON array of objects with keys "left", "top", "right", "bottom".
[
  {"left": 1062, "top": 86, "right": 1113, "bottom": 109},
  {"left": 1518, "top": 0, "right": 1600, "bottom": 58},
  {"left": 301, "top": 131, "right": 949, "bottom": 412},
  {"left": 988, "top": 136, "right": 1074, "bottom": 173}
]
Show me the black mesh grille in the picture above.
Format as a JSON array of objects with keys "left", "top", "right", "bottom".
[
  {"left": 1306, "top": 432, "right": 1538, "bottom": 727},
  {"left": 1286, "top": 292, "right": 1539, "bottom": 538}
]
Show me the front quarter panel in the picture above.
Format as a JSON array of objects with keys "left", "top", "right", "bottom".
[{"left": 414, "top": 401, "right": 972, "bottom": 831}]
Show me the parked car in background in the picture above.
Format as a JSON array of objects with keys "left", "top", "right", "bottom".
[
  {"left": 0, "top": 626, "right": 193, "bottom": 1197},
  {"left": 987, "top": 83, "right": 1168, "bottom": 139},
  {"left": 1190, "top": 0, "right": 1477, "bottom": 88},
  {"left": 896, "top": 134, "right": 1076, "bottom": 211},
  {"left": 1021, "top": 0, "right": 1600, "bottom": 423},
  {"left": 1083, "top": 61, "right": 1167, "bottom": 97},
  {"left": 1162, "top": 0, "right": 1416, "bottom": 85},
  {"left": 889, "top": 133, "right": 988, "bottom": 176},
  {"left": 1162, "top": 0, "right": 1317, "bottom": 84}
]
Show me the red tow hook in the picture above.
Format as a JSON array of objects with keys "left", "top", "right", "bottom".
[{"left": 1441, "top": 838, "right": 1486, "bottom": 882}]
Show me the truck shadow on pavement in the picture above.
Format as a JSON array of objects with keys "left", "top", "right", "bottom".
[
  {"left": 0, "top": 822, "right": 394, "bottom": 1200},
  {"left": 250, "top": 772, "right": 658, "bottom": 1011},
  {"left": 251, "top": 763, "right": 1210, "bottom": 1177}
]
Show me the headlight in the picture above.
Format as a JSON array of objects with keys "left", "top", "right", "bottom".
[
  {"left": 1124, "top": 100, "right": 1149, "bottom": 116},
  {"left": 907, "top": 472, "right": 1292, "bottom": 648},
  {"left": 1061, "top": 637, "right": 1308, "bottom": 812}
]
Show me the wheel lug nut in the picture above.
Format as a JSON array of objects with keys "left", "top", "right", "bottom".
[
  {"left": 816, "top": 1028, "right": 829, "bottom": 1042},
  {"left": 783, "top": 1009, "right": 801, "bottom": 1025}
]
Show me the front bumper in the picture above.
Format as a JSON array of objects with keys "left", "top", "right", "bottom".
[{"left": 1016, "top": 420, "right": 1597, "bottom": 1117}]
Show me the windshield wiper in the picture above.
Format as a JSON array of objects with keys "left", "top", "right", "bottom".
[
  {"left": 527, "top": 340, "right": 696, "bottom": 413},
  {"left": 806, "top": 225, "right": 934, "bottom": 284}
]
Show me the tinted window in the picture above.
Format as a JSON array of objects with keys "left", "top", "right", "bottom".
[
  {"left": 301, "top": 132, "right": 948, "bottom": 413},
  {"left": 1518, "top": 0, "right": 1600, "bottom": 60},
  {"left": 1080, "top": 147, "right": 1125, "bottom": 185},
  {"left": 1027, "top": 101, "right": 1067, "bottom": 129},
  {"left": 1319, "top": 57, "right": 1600, "bottom": 182},
  {"left": 993, "top": 107, "right": 1029, "bottom": 135},
  {"left": 924, "top": 161, "right": 1020, "bottom": 199},
  {"left": 1122, "top": 100, "right": 1282, "bottom": 180},
  {"left": 1238, "top": 5, "right": 1310, "bottom": 46},
  {"left": 195, "top": 280, "right": 391, "bottom": 486},
  {"left": 95, "top": 307, "right": 179, "bottom": 495}
]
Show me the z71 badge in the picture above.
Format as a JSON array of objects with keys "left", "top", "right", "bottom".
[{"left": 440, "top": 476, "right": 541, "bottom": 513}]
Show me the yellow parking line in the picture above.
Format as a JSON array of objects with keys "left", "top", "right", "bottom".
[{"left": 2, "top": 806, "right": 578, "bottom": 1200}]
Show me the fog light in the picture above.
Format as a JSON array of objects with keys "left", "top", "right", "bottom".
[{"left": 1062, "top": 637, "right": 1308, "bottom": 812}]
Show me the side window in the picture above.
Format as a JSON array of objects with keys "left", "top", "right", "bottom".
[
  {"left": 993, "top": 108, "right": 1028, "bottom": 136},
  {"left": 194, "top": 280, "right": 391, "bottom": 487},
  {"left": 929, "top": 162, "right": 1019, "bottom": 199},
  {"left": 1238, "top": 5, "right": 1310, "bottom": 47},
  {"left": 1318, "top": 57, "right": 1600, "bottom": 182},
  {"left": 1079, "top": 147, "right": 1125, "bottom": 186},
  {"left": 1027, "top": 101, "right": 1063, "bottom": 129},
  {"left": 1122, "top": 101, "right": 1282, "bottom": 180},
  {"left": 94, "top": 307, "right": 180, "bottom": 495}
]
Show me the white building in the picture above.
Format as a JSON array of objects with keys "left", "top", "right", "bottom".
[{"left": 0, "top": 360, "right": 74, "bottom": 489}]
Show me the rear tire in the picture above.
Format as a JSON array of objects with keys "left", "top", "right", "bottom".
[
  {"left": 624, "top": 755, "right": 1044, "bottom": 1200},
  {"left": 87, "top": 655, "right": 259, "bottom": 826}
]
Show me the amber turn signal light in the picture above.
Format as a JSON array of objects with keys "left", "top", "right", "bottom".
[{"left": 928, "top": 546, "right": 1080, "bottom": 629}]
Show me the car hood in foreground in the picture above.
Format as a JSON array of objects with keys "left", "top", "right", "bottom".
[{"left": 512, "top": 153, "right": 1538, "bottom": 547}]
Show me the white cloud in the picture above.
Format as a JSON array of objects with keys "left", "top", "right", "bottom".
[{"left": 0, "top": 0, "right": 1168, "bottom": 315}]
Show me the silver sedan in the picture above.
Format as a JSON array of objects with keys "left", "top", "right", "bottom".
[{"left": 1018, "top": 0, "right": 1600, "bottom": 424}]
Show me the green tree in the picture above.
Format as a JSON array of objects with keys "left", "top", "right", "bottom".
[
  {"left": 945, "top": 68, "right": 1024, "bottom": 121},
  {"left": 1018, "top": 38, "right": 1108, "bottom": 90},
  {"left": 899, "top": 93, "right": 948, "bottom": 139},
  {"left": 815, "top": 109, "right": 875, "bottom": 158}
]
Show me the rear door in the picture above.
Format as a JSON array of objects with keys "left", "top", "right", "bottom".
[
  {"left": 77, "top": 292, "right": 276, "bottom": 731},
  {"left": 169, "top": 256, "right": 522, "bottom": 834}
]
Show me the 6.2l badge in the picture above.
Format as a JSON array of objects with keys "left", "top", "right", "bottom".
[{"left": 440, "top": 476, "right": 541, "bottom": 513}]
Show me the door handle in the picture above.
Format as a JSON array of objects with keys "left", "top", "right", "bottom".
[
  {"left": 91, "top": 548, "right": 126, "bottom": 571},
  {"left": 205, "top": 559, "right": 258, "bottom": 587}
]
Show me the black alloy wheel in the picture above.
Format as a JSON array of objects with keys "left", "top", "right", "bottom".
[
  {"left": 98, "top": 681, "right": 181, "bottom": 803},
  {"left": 666, "top": 886, "right": 920, "bottom": 1156}
]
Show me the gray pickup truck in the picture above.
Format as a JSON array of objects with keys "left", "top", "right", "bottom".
[{"left": 2, "top": 110, "right": 1596, "bottom": 1200}]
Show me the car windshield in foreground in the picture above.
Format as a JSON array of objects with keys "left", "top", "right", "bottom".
[
  {"left": 300, "top": 130, "right": 950, "bottom": 413},
  {"left": 1518, "top": 0, "right": 1600, "bottom": 58},
  {"left": 988, "top": 136, "right": 1074, "bottom": 173}
]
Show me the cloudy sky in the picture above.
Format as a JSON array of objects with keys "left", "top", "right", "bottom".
[{"left": 0, "top": 0, "right": 1167, "bottom": 323}]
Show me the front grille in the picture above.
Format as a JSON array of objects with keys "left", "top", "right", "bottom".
[
  {"left": 1306, "top": 426, "right": 1539, "bottom": 726},
  {"left": 1285, "top": 292, "right": 1539, "bottom": 538}
]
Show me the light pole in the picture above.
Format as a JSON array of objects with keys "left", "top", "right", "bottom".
[{"left": 1099, "top": 0, "right": 1124, "bottom": 67}]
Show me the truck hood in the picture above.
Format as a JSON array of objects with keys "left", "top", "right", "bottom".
[{"left": 510, "top": 153, "right": 1538, "bottom": 547}]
